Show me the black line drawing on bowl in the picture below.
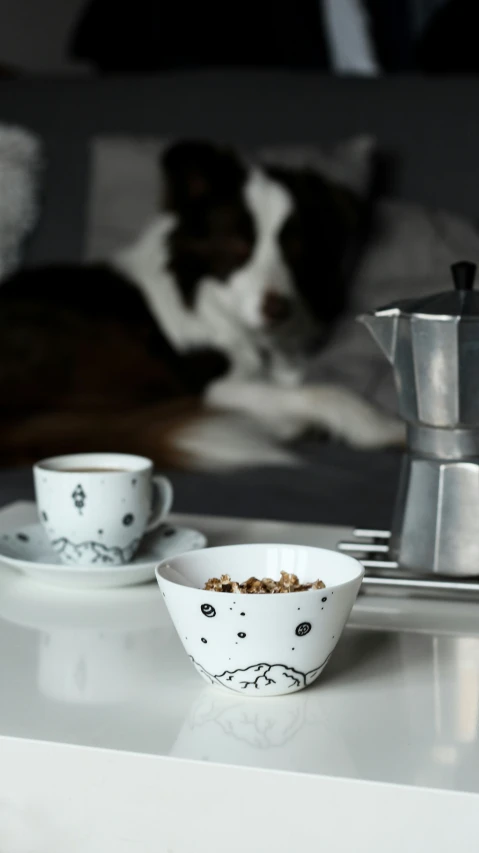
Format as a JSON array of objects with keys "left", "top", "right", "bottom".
[
  {"left": 201, "top": 604, "right": 216, "bottom": 618},
  {"left": 189, "top": 655, "right": 332, "bottom": 693}
]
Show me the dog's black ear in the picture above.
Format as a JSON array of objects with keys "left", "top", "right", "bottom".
[{"left": 161, "top": 140, "right": 245, "bottom": 211}]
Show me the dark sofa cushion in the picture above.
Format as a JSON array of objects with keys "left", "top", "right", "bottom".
[{"left": 0, "top": 443, "right": 401, "bottom": 529}]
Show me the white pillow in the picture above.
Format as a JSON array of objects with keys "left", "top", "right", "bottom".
[{"left": 0, "top": 124, "right": 42, "bottom": 282}]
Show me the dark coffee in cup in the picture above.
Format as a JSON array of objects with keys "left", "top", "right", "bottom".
[{"left": 60, "top": 468, "right": 129, "bottom": 473}]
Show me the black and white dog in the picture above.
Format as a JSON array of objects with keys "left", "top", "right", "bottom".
[{"left": 0, "top": 140, "right": 403, "bottom": 469}]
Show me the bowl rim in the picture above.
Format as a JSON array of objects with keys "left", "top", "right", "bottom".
[{"left": 155, "top": 541, "right": 364, "bottom": 594}]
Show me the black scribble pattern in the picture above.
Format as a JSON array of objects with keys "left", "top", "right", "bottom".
[
  {"left": 72, "top": 484, "right": 86, "bottom": 514},
  {"left": 226, "top": 664, "right": 304, "bottom": 692},
  {"left": 52, "top": 536, "right": 140, "bottom": 564},
  {"left": 190, "top": 655, "right": 333, "bottom": 693}
]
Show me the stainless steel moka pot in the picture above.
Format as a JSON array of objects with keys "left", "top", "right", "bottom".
[{"left": 360, "top": 261, "right": 479, "bottom": 577}]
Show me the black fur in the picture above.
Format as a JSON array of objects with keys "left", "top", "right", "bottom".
[
  {"left": 163, "top": 142, "right": 255, "bottom": 305},
  {"left": 266, "top": 164, "right": 368, "bottom": 328},
  {"left": 0, "top": 263, "right": 227, "bottom": 415}
]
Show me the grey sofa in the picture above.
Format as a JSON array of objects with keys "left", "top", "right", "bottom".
[{"left": 0, "top": 70, "right": 477, "bottom": 527}]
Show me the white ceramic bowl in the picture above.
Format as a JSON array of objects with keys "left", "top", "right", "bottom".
[{"left": 156, "top": 543, "right": 364, "bottom": 697}]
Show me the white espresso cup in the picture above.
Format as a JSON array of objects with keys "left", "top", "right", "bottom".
[{"left": 34, "top": 453, "right": 173, "bottom": 567}]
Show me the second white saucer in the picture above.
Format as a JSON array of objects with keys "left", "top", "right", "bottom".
[{"left": 0, "top": 522, "right": 207, "bottom": 589}]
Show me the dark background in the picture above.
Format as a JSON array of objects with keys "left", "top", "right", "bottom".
[{"left": 1, "top": 0, "right": 477, "bottom": 77}]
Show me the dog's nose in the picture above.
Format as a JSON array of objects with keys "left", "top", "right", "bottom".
[{"left": 262, "top": 291, "right": 292, "bottom": 323}]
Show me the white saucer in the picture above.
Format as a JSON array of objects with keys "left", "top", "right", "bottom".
[{"left": 0, "top": 522, "right": 207, "bottom": 589}]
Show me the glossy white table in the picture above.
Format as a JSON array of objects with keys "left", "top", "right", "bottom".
[{"left": 1, "top": 502, "right": 478, "bottom": 852}]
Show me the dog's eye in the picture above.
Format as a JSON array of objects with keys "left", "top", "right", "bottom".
[
  {"left": 227, "top": 238, "right": 251, "bottom": 259},
  {"left": 210, "top": 236, "right": 252, "bottom": 261},
  {"left": 208, "top": 238, "right": 253, "bottom": 279}
]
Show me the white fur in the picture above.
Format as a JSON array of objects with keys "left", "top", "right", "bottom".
[
  {"left": 226, "top": 168, "right": 295, "bottom": 329},
  {"left": 206, "top": 379, "right": 404, "bottom": 449},
  {"left": 174, "top": 412, "right": 300, "bottom": 470},
  {"left": 113, "top": 166, "right": 404, "bottom": 469},
  {"left": 114, "top": 215, "right": 264, "bottom": 376},
  {"left": 114, "top": 169, "right": 316, "bottom": 374}
]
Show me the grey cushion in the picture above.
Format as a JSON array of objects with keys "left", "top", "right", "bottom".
[
  {"left": 0, "top": 444, "right": 402, "bottom": 528},
  {"left": 1, "top": 72, "right": 479, "bottom": 265}
]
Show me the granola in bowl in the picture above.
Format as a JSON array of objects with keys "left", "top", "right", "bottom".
[{"left": 204, "top": 570, "right": 325, "bottom": 594}]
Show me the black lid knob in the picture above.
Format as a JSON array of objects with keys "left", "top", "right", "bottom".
[{"left": 451, "top": 260, "right": 477, "bottom": 291}]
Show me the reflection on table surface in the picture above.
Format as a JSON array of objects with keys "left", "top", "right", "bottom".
[{"left": 1, "top": 564, "right": 479, "bottom": 793}]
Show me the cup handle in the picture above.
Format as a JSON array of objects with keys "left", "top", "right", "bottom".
[{"left": 146, "top": 475, "right": 173, "bottom": 532}]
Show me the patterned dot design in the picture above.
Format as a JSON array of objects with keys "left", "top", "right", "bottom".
[
  {"left": 295, "top": 622, "right": 312, "bottom": 637},
  {"left": 201, "top": 638, "right": 207, "bottom": 644},
  {"left": 122, "top": 513, "right": 134, "bottom": 526},
  {"left": 201, "top": 603, "right": 216, "bottom": 618},
  {"left": 17, "top": 533, "right": 29, "bottom": 542},
  {"left": 237, "top": 632, "right": 246, "bottom": 639},
  {"left": 163, "top": 527, "right": 176, "bottom": 538}
]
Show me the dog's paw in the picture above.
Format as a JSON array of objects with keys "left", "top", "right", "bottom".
[
  {"left": 345, "top": 410, "right": 405, "bottom": 450},
  {"left": 302, "top": 385, "right": 405, "bottom": 450},
  {"left": 173, "top": 413, "right": 300, "bottom": 470}
]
